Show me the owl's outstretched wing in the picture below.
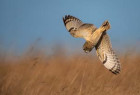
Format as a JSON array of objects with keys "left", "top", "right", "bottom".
[
  {"left": 95, "top": 32, "right": 121, "bottom": 74},
  {"left": 63, "top": 15, "right": 96, "bottom": 41}
]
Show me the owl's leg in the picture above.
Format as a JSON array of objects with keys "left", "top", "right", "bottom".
[{"left": 83, "top": 41, "right": 95, "bottom": 53}]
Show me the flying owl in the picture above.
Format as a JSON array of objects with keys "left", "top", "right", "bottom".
[{"left": 63, "top": 15, "right": 121, "bottom": 74}]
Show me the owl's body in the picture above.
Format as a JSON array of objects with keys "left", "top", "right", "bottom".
[
  {"left": 77, "top": 24, "right": 96, "bottom": 41},
  {"left": 63, "top": 15, "right": 121, "bottom": 74}
]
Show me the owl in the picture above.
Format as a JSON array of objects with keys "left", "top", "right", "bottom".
[{"left": 63, "top": 15, "right": 121, "bottom": 74}]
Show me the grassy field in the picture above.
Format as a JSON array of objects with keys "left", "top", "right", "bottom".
[{"left": 0, "top": 50, "right": 140, "bottom": 95}]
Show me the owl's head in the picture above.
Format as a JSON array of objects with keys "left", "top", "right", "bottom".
[
  {"left": 101, "top": 20, "right": 111, "bottom": 31},
  {"left": 83, "top": 41, "right": 94, "bottom": 53}
]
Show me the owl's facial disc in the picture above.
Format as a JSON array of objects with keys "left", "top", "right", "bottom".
[
  {"left": 102, "top": 20, "right": 109, "bottom": 26},
  {"left": 101, "top": 20, "right": 110, "bottom": 31}
]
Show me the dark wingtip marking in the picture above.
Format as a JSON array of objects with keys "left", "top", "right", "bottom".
[
  {"left": 110, "top": 63, "right": 121, "bottom": 75},
  {"left": 63, "top": 15, "right": 81, "bottom": 24},
  {"left": 63, "top": 17, "right": 66, "bottom": 26},
  {"left": 109, "top": 69, "right": 120, "bottom": 75},
  {"left": 63, "top": 15, "right": 72, "bottom": 26}
]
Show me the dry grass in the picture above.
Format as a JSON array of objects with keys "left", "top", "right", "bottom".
[{"left": 0, "top": 50, "right": 140, "bottom": 95}]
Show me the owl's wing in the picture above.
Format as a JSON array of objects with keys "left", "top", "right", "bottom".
[
  {"left": 95, "top": 32, "right": 121, "bottom": 74},
  {"left": 63, "top": 15, "right": 96, "bottom": 41}
]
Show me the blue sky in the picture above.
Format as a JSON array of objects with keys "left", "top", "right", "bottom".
[{"left": 0, "top": 0, "right": 140, "bottom": 54}]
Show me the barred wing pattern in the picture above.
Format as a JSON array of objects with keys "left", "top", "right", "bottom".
[
  {"left": 63, "top": 15, "right": 83, "bottom": 32},
  {"left": 95, "top": 32, "right": 121, "bottom": 74},
  {"left": 63, "top": 15, "right": 121, "bottom": 74},
  {"left": 63, "top": 15, "right": 97, "bottom": 40}
]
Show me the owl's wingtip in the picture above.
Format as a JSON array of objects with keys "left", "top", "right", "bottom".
[{"left": 110, "top": 69, "right": 121, "bottom": 75}]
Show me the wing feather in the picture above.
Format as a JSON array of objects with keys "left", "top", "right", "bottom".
[
  {"left": 63, "top": 15, "right": 97, "bottom": 40},
  {"left": 63, "top": 15, "right": 83, "bottom": 32},
  {"left": 95, "top": 32, "right": 121, "bottom": 74}
]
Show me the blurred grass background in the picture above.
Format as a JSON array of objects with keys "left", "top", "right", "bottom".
[
  {"left": 1, "top": 0, "right": 140, "bottom": 95},
  {"left": 0, "top": 46, "right": 140, "bottom": 95}
]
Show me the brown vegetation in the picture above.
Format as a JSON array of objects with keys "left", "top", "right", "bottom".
[{"left": 0, "top": 49, "right": 140, "bottom": 95}]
